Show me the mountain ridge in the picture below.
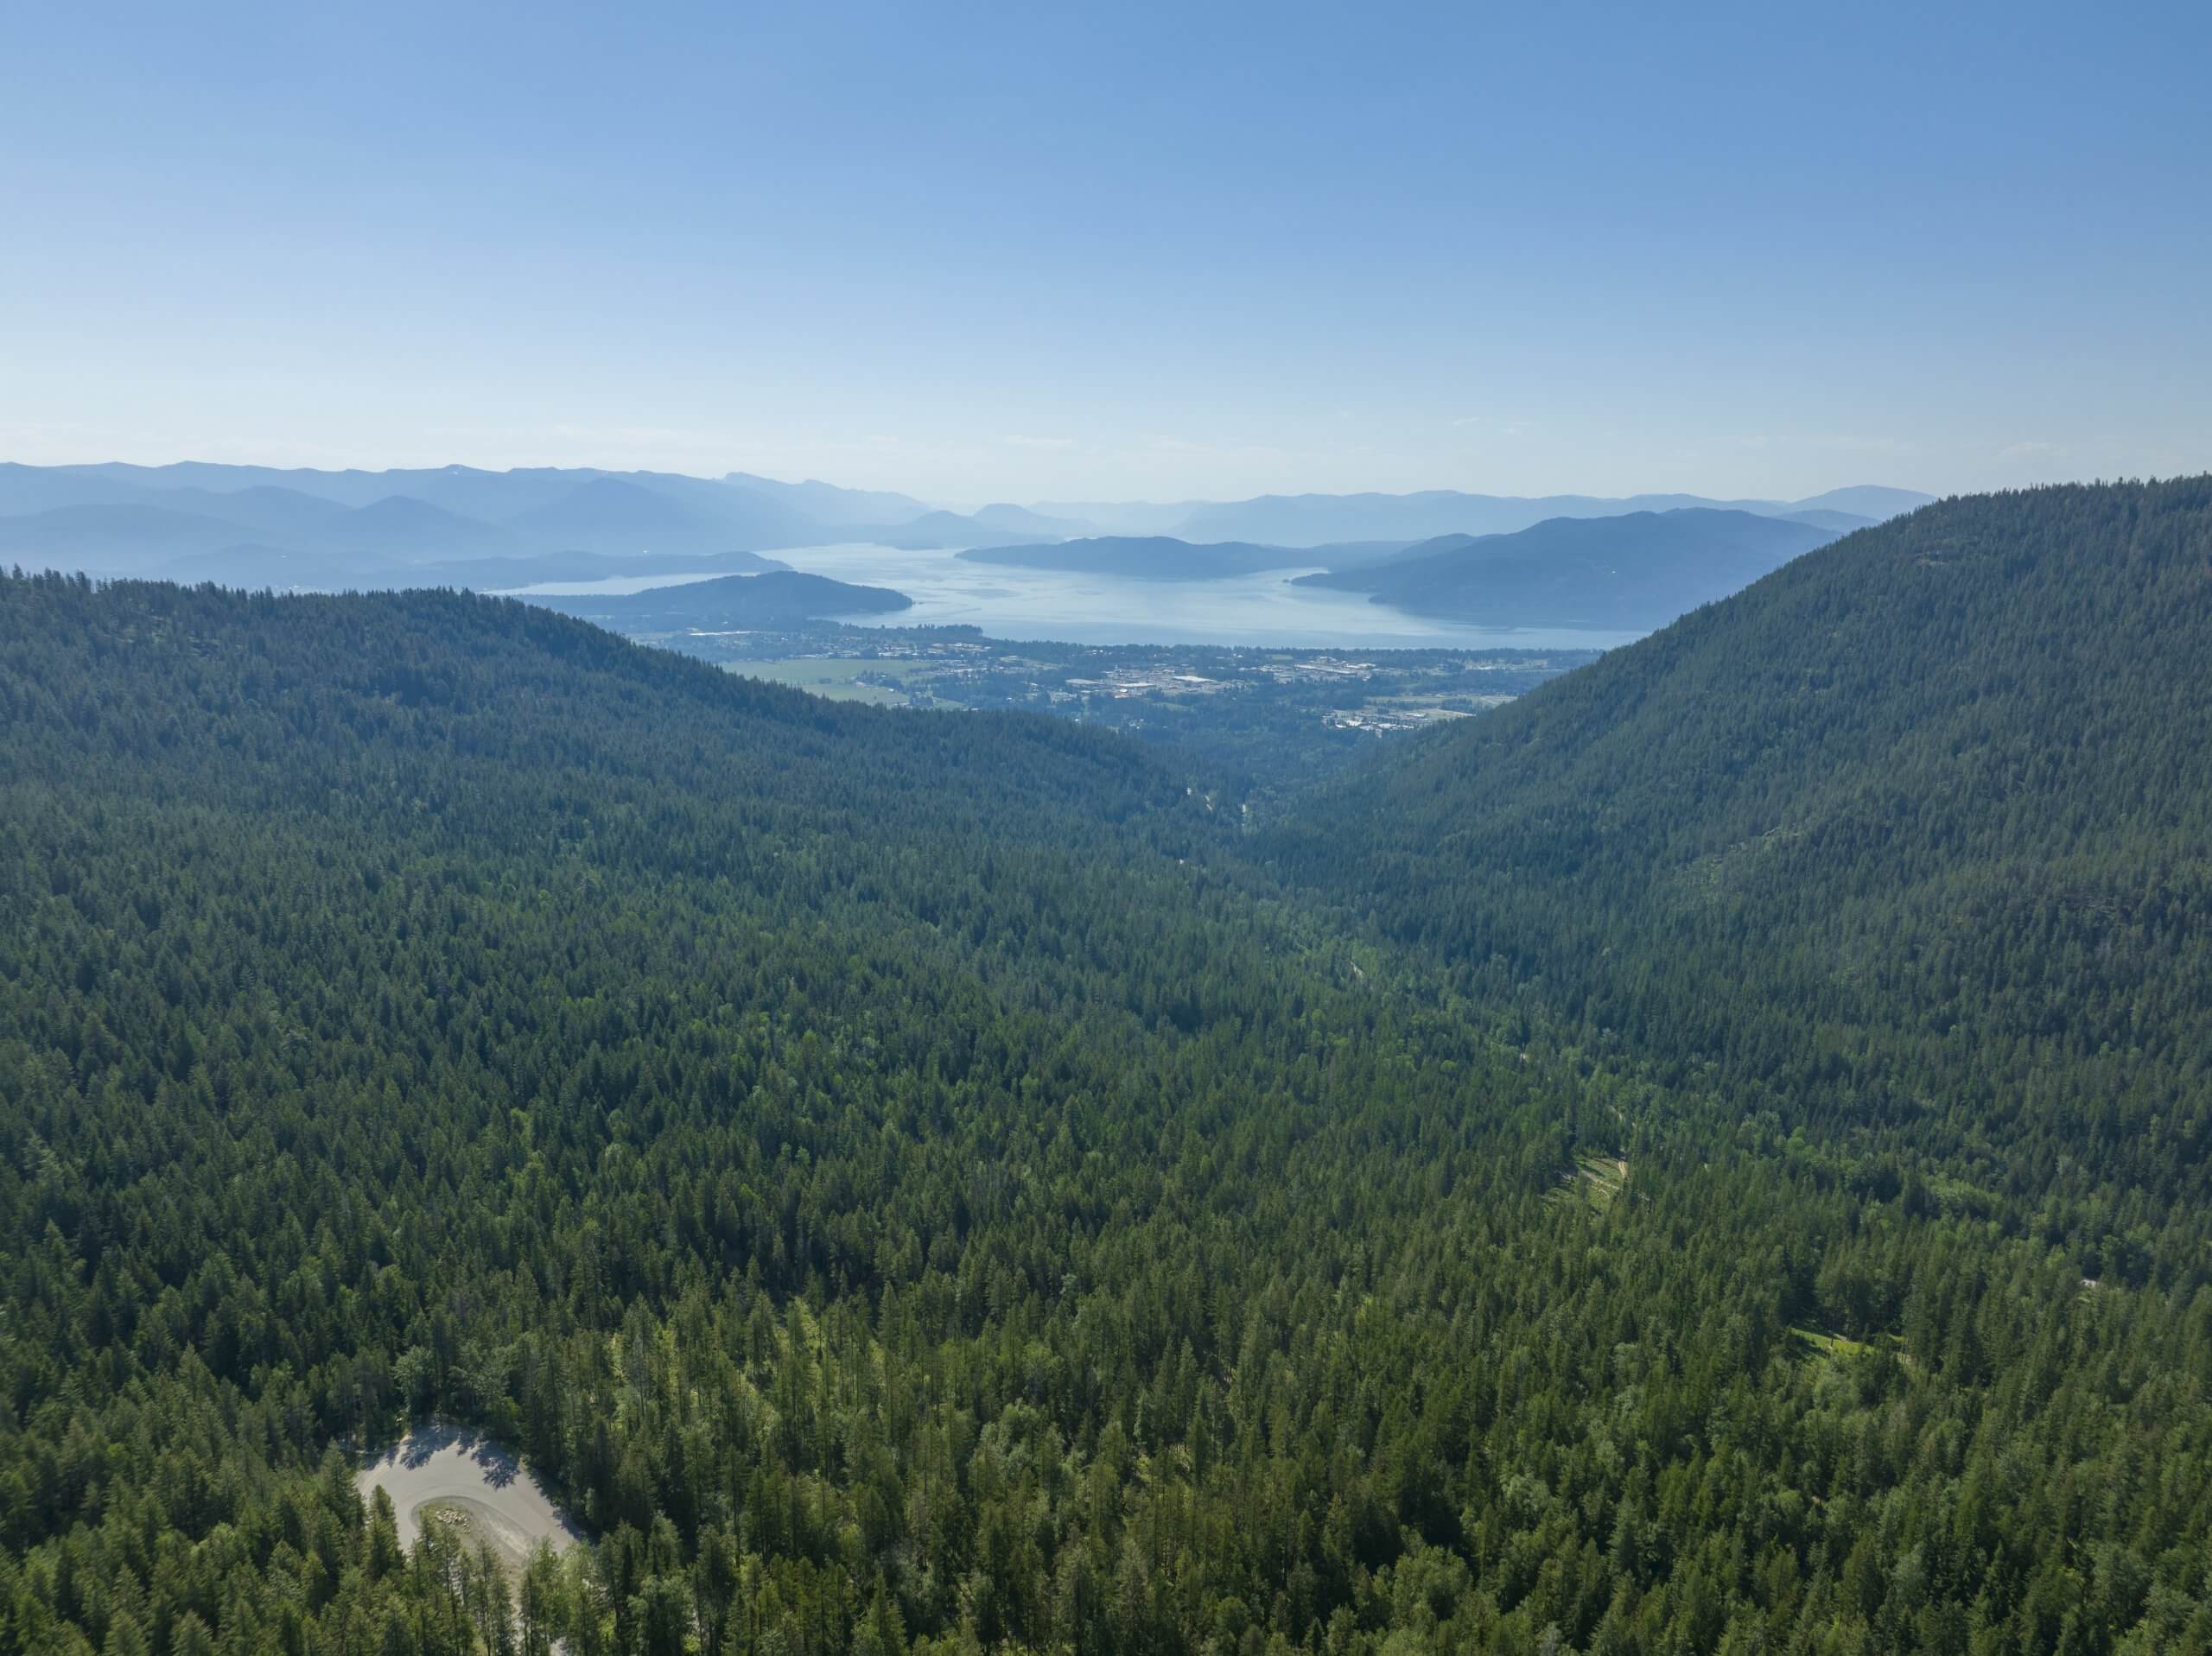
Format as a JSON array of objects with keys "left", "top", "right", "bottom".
[
  {"left": 1268, "top": 475, "right": 2212, "bottom": 1201},
  {"left": 1166, "top": 484, "right": 1929, "bottom": 546},
  {"left": 0, "top": 462, "right": 1937, "bottom": 590},
  {"left": 957, "top": 535, "right": 1316, "bottom": 580},
  {"left": 1294, "top": 507, "right": 1839, "bottom": 628}
]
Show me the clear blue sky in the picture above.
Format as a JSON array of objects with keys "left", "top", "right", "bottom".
[{"left": 4, "top": 0, "right": 2207, "bottom": 503}]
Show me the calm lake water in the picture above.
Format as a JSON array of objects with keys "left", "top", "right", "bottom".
[{"left": 505, "top": 542, "right": 1644, "bottom": 651}]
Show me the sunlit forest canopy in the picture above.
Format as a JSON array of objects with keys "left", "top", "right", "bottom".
[{"left": 5, "top": 479, "right": 2212, "bottom": 1656}]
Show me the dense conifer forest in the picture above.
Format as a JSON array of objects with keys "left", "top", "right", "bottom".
[
  {"left": 1268, "top": 479, "right": 2212, "bottom": 1226},
  {"left": 4, "top": 478, "right": 2212, "bottom": 1656}
]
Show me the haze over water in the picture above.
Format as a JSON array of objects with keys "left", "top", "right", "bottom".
[{"left": 506, "top": 542, "right": 1644, "bottom": 651}]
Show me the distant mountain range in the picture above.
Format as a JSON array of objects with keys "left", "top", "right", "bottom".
[
  {"left": 1015, "top": 486, "right": 1922, "bottom": 546},
  {"left": 1297, "top": 509, "right": 1843, "bottom": 629},
  {"left": 959, "top": 535, "right": 1440, "bottom": 581},
  {"left": 959, "top": 511, "right": 1842, "bottom": 629},
  {"left": 0, "top": 464, "right": 1043, "bottom": 588},
  {"left": 871, "top": 511, "right": 1053, "bottom": 551},
  {"left": 1022, "top": 500, "right": 1203, "bottom": 536},
  {"left": 958, "top": 536, "right": 1317, "bottom": 580},
  {"left": 720, "top": 473, "right": 933, "bottom": 527},
  {"left": 1160, "top": 487, "right": 1918, "bottom": 547},
  {"left": 0, "top": 461, "right": 1931, "bottom": 593},
  {"left": 968, "top": 504, "right": 1092, "bottom": 538}
]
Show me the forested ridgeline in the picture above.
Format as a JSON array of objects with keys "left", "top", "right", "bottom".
[
  {"left": 2, "top": 568, "right": 2210, "bottom": 1656},
  {"left": 1269, "top": 479, "right": 2212, "bottom": 1234}
]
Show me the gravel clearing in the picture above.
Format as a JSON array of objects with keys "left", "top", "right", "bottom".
[{"left": 357, "top": 1425, "right": 583, "bottom": 1570}]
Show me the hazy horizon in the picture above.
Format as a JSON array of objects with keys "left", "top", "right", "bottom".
[
  {"left": 9, "top": 2, "right": 2208, "bottom": 503},
  {"left": 0, "top": 455, "right": 1946, "bottom": 517},
  {"left": 1, "top": 434, "right": 2185, "bottom": 527}
]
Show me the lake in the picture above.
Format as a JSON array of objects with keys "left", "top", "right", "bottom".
[{"left": 504, "top": 542, "right": 1643, "bottom": 651}]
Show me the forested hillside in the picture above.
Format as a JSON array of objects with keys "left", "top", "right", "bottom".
[
  {"left": 4, "top": 545, "right": 2212, "bottom": 1656},
  {"left": 1272, "top": 478, "right": 2212, "bottom": 1234}
]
